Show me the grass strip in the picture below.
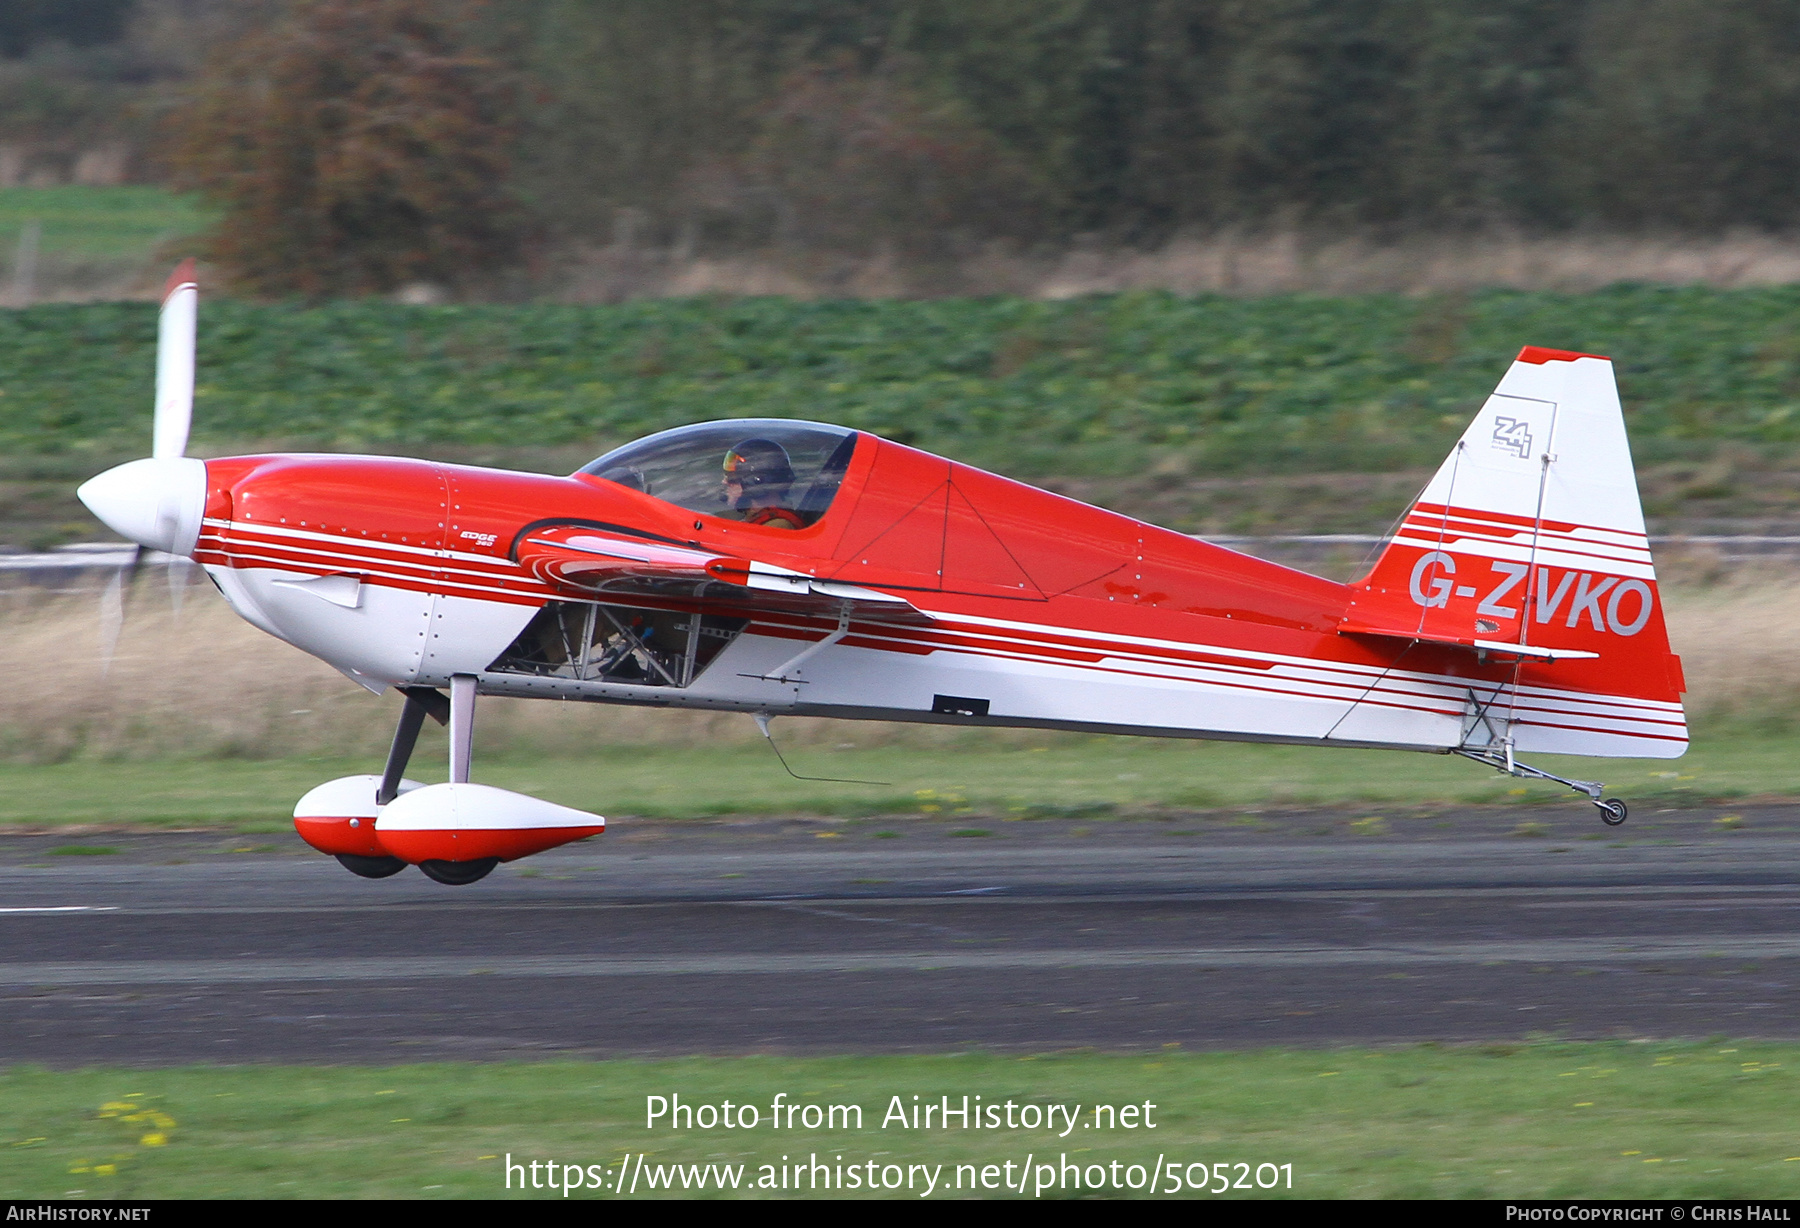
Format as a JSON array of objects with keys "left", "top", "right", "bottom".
[
  {"left": 0, "top": 734, "right": 1783, "bottom": 831},
  {"left": 3, "top": 1043, "right": 1798, "bottom": 1199},
  {"left": 0, "top": 187, "right": 212, "bottom": 264}
]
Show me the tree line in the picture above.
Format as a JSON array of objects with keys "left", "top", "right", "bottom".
[
  {"left": 10, "top": 1, "right": 1800, "bottom": 294},
  {"left": 510, "top": 0, "right": 1800, "bottom": 240}
]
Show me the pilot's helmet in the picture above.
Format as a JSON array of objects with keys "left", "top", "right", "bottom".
[{"left": 722, "top": 438, "right": 796, "bottom": 507}]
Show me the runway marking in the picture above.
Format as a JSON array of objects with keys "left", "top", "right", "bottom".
[
  {"left": 0, "top": 906, "right": 118, "bottom": 914},
  {"left": 3, "top": 936, "right": 1798, "bottom": 985}
]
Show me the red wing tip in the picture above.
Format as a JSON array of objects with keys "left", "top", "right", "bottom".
[
  {"left": 1517, "top": 345, "right": 1608, "bottom": 365},
  {"left": 161, "top": 258, "right": 198, "bottom": 304}
]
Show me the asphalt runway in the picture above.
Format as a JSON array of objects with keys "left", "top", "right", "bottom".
[{"left": 3, "top": 803, "right": 1799, "bottom": 1064}]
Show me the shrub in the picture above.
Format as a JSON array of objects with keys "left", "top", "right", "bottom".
[{"left": 166, "top": 0, "right": 522, "bottom": 298}]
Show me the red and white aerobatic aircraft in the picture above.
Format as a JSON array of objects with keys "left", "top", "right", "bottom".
[{"left": 78, "top": 264, "right": 1685, "bottom": 884}]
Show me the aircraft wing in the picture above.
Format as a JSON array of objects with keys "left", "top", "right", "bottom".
[{"left": 514, "top": 524, "right": 930, "bottom": 619}]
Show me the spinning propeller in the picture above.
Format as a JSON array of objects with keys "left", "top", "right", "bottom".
[{"left": 78, "top": 261, "right": 208, "bottom": 669}]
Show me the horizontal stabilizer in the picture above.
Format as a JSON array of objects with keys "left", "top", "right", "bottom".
[{"left": 1338, "top": 618, "right": 1598, "bottom": 661}]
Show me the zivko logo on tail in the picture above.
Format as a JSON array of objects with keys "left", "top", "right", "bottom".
[{"left": 1491, "top": 416, "right": 1533, "bottom": 459}]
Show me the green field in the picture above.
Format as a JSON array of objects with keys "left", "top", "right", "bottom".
[
  {"left": 0, "top": 187, "right": 212, "bottom": 266},
  {"left": 6, "top": 283, "right": 1800, "bottom": 478},
  {"left": 0, "top": 187, "right": 213, "bottom": 305},
  {"left": 4, "top": 1044, "right": 1799, "bottom": 1199},
  {"left": 0, "top": 732, "right": 1781, "bottom": 831}
]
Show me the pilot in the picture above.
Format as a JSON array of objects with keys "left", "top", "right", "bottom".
[{"left": 722, "top": 438, "right": 805, "bottom": 529}]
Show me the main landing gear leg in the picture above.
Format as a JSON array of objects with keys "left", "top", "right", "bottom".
[
  {"left": 377, "top": 686, "right": 451, "bottom": 806},
  {"left": 335, "top": 687, "right": 453, "bottom": 880},
  {"left": 448, "top": 673, "right": 475, "bottom": 786},
  {"left": 1456, "top": 744, "right": 1628, "bottom": 827},
  {"left": 417, "top": 674, "right": 499, "bottom": 886}
]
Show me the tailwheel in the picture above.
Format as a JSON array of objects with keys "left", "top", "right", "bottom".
[
  {"left": 419, "top": 857, "right": 500, "bottom": 885},
  {"left": 1458, "top": 746, "right": 1624, "bottom": 826},
  {"left": 335, "top": 853, "right": 407, "bottom": 879}
]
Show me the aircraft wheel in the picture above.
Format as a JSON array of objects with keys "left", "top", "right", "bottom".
[
  {"left": 335, "top": 853, "right": 407, "bottom": 879},
  {"left": 419, "top": 857, "right": 500, "bottom": 885},
  {"left": 1597, "top": 799, "right": 1628, "bottom": 827}
]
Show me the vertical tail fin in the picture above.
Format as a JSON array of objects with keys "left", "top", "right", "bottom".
[{"left": 1340, "top": 347, "right": 1687, "bottom": 757}]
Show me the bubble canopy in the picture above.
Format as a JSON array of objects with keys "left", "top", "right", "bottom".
[{"left": 577, "top": 419, "right": 859, "bottom": 526}]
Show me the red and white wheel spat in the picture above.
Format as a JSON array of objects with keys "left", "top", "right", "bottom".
[
  {"left": 293, "top": 774, "right": 422, "bottom": 858},
  {"left": 374, "top": 782, "right": 604, "bottom": 863}
]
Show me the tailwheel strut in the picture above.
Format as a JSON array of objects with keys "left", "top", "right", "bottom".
[{"left": 1456, "top": 744, "right": 1627, "bottom": 827}]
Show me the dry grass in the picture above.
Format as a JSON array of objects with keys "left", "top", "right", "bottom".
[
  {"left": 2, "top": 572, "right": 1791, "bottom": 764},
  {"left": 27, "top": 223, "right": 1800, "bottom": 304},
  {"left": 1660, "top": 575, "right": 1800, "bottom": 726},
  {"left": 0, "top": 589, "right": 406, "bottom": 762},
  {"left": 1031, "top": 231, "right": 1800, "bottom": 298},
  {"left": 549, "top": 231, "right": 1800, "bottom": 302},
  {"left": 0, "top": 587, "right": 1000, "bottom": 763}
]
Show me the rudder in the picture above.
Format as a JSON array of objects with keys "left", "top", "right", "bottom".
[{"left": 1340, "top": 347, "right": 1686, "bottom": 758}]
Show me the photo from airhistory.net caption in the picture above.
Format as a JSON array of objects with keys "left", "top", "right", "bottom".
[
  {"left": 516, "top": 1090, "right": 1203, "bottom": 1196},
  {"left": 3, "top": 1199, "right": 1798, "bottom": 1215}
]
